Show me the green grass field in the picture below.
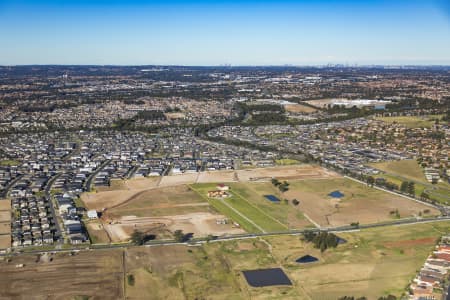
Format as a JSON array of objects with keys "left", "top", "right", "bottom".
[
  {"left": 0, "top": 159, "right": 20, "bottom": 166},
  {"left": 192, "top": 177, "right": 436, "bottom": 231},
  {"left": 375, "top": 114, "right": 443, "bottom": 128},
  {"left": 370, "top": 159, "right": 450, "bottom": 204},
  {"left": 191, "top": 183, "right": 298, "bottom": 233},
  {"left": 371, "top": 160, "right": 427, "bottom": 182},
  {"left": 125, "top": 221, "right": 450, "bottom": 300},
  {"left": 190, "top": 183, "right": 287, "bottom": 233}
]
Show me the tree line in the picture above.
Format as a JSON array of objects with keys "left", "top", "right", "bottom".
[{"left": 303, "top": 231, "right": 339, "bottom": 252}]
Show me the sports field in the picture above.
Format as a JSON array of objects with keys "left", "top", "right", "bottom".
[{"left": 374, "top": 114, "right": 443, "bottom": 128}]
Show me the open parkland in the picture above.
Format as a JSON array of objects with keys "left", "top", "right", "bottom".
[{"left": 1, "top": 164, "right": 449, "bottom": 299}]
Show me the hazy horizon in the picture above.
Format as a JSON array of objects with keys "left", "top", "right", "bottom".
[{"left": 1, "top": 0, "right": 450, "bottom": 65}]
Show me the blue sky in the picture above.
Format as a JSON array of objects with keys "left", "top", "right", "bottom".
[{"left": 0, "top": 0, "right": 449, "bottom": 65}]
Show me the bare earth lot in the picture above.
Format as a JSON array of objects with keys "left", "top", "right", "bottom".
[
  {"left": 197, "top": 170, "right": 237, "bottom": 183},
  {"left": 0, "top": 199, "right": 11, "bottom": 248},
  {"left": 0, "top": 250, "right": 124, "bottom": 299},
  {"left": 285, "top": 103, "right": 317, "bottom": 113},
  {"left": 235, "top": 164, "right": 339, "bottom": 182},
  {"left": 104, "top": 212, "right": 244, "bottom": 242},
  {"left": 86, "top": 185, "right": 244, "bottom": 242}
]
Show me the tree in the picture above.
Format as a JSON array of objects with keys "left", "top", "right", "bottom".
[
  {"left": 130, "top": 230, "right": 145, "bottom": 245},
  {"left": 292, "top": 199, "right": 300, "bottom": 206},
  {"left": 127, "top": 274, "right": 135, "bottom": 286},
  {"left": 400, "top": 181, "right": 409, "bottom": 193},
  {"left": 271, "top": 178, "right": 280, "bottom": 186},
  {"left": 303, "top": 231, "right": 339, "bottom": 252},
  {"left": 407, "top": 181, "right": 415, "bottom": 195},
  {"left": 278, "top": 181, "right": 290, "bottom": 193},
  {"left": 420, "top": 191, "right": 429, "bottom": 200},
  {"left": 350, "top": 222, "right": 359, "bottom": 227},
  {"left": 205, "top": 234, "right": 216, "bottom": 243},
  {"left": 366, "top": 176, "right": 375, "bottom": 187},
  {"left": 173, "top": 230, "right": 185, "bottom": 242},
  {"left": 378, "top": 295, "right": 396, "bottom": 300}
]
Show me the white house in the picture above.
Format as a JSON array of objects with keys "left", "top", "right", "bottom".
[{"left": 87, "top": 210, "right": 98, "bottom": 219}]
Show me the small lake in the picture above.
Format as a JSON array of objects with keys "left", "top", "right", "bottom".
[{"left": 242, "top": 268, "right": 292, "bottom": 287}]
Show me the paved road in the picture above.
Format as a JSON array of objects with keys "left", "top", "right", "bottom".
[
  {"left": 44, "top": 173, "right": 63, "bottom": 243},
  {"left": 126, "top": 166, "right": 138, "bottom": 179},
  {"left": 0, "top": 174, "right": 24, "bottom": 198},
  {"left": 6, "top": 215, "right": 450, "bottom": 257},
  {"left": 84, "top": 159, "right": 111, "bottom": 191},
  {"left": 443, "top": 284, "right": 450, "bottom": 300}
]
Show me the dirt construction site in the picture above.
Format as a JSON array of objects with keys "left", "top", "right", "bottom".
[
  {"left": 81, "top": 165, "right": 338, "bottom": 243},
  {"left": 0, "top": 199, "right": 11, "bottom": 249}
]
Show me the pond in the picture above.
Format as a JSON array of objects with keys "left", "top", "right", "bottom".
[
  {"left": 295, "top": 255, "right": 318, "bottom": 263},
  {"left": 242, "top": 268, "right": 292, "bottom": 287},
  {"left": 264, "top": 194, "right": 280, "bottom": 203}
]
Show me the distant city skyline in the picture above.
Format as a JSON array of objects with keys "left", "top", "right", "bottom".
[{"left": 1, "top": 0, "right": 450, "bottom": 65}]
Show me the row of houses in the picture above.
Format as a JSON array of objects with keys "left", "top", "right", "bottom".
[
  {"left": 11, "top": 196, "right": 54, "bottom": 247},
  {"left": 409, "top": 235, "right": 450, "bottom": 299},
  {"left": 0, "top": 128, "right": 282, "bottom": 248},
  {"left": 54, "top": 193, "right": 88, "bottom": 244}
]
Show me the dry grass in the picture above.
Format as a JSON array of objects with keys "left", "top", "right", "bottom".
[
  {"left": 81, "top": 189, "right": 137, "bottom": 211},
  {"left": 285, "top": 178, "right": 438, "bottom": 227},
  {"left": 125, "top": 177, "right": 160, "bottom": 190},
  {"left": 370, "top": 159, "right": 427, "bottom": 183},
  {"left": 86, "top": 220, "right": 111, "bottom": 244},
  {"left": 197, "top": 170, "right": 237, "bottom": 183},
  {"left": 285, "top": 103, "right": 317, "bottom": 113},
  {"left": 0, "top": 250, "right": 124, "bottom": 299},
  {"left": 3, "top": 222, "right": 450, "bottom": 299}
]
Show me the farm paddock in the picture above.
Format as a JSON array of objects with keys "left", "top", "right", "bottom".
[
  {"left": 0, "top": 250, "right": 124, "bottom": 299},
  {"left": 1, "top": 222, "right": 450, "bottom": 299},
  {"left": 284, "top": 178, "right": 439, "bottom": 227}
]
